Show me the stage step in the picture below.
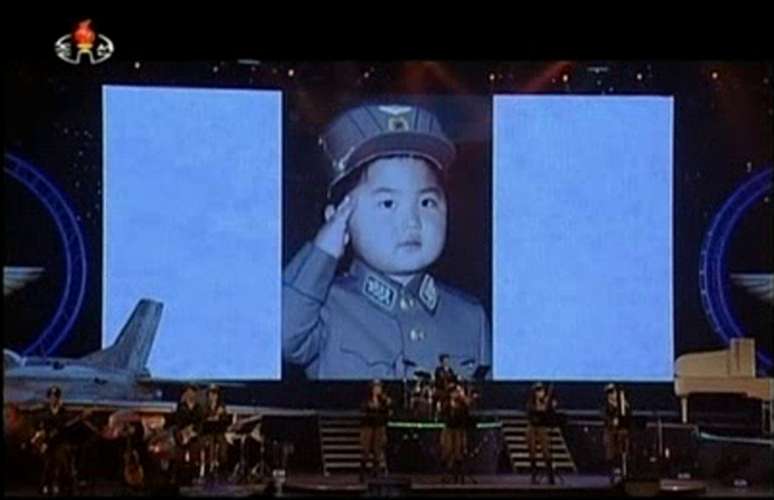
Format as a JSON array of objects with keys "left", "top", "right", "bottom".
[
  {"left": 499, "top": 415, "right": 578, "bottom": 474},
  {"left": 320, "top": 428, "right": 359, "bottom": 435},
  {"left": 321, "top": 436, "right": 360, "bottom": 443},
  {"left": 320, "top": 411, "right": 580, "bottom": 475},
  {"left": 318, "top": 414, "right": 381, "bottom": 476}
]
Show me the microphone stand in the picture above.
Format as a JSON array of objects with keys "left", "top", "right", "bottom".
[
  {"left": 401, "top": 360, "right": 414, "bottom": 414},
  {"left": 617, "top": 389, "right": 628, "bottom": 480}
]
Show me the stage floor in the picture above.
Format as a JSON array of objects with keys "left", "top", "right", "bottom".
[
  {"left": 4, "top": 474, "right": 772, "bottom": 497},
  {"left": 285, "top": 473, "right": 612, "bottom": 495}
]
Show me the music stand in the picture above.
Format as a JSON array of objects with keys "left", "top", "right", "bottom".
[
  {"left": 227, "top": 416, "right": 262, "bottom": 484},
  {"left": 402, "top": 359, "right": 417, "bottom": 411},
  {"left": 472, "top": 366, "right": 490, "bottom": 381}
]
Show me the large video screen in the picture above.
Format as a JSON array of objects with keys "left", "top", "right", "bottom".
[
  {"left": 493, "top": 95, "right": 674, "bottom": 381},
  {"left": 103, "top": 88, "right": 672, "bottom": 382},
  {"left": 103, "top": 86, "right": 282, "bottom": 379}
]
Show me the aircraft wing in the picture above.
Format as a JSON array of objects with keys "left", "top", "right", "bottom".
[{"left": 3, "top": 266, "right": 44, "bottom": 296}]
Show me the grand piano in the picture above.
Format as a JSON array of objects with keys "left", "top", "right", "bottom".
[{"left": 674, "top": 338, "right": 774, "bottom": 434}]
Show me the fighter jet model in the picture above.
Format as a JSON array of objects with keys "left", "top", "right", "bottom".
[
  {"left": 4, "top": 297, "right": 283, "bottom": 412},
  {"left": 3, "top": 298, "right": 164, "bottom": 406}
]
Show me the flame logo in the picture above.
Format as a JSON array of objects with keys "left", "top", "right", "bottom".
[
  {"left": 73, "top": 20, "right": 96, "bottom": 51},
  {"left": 55, "top": 20, "right": 114, "bottom": 65}
]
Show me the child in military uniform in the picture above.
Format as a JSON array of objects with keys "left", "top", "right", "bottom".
[{"left": 283, "top": 104, "right": 492, "bottom": 379}]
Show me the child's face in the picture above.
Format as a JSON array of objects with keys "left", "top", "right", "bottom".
[{"left": 348, "top": 157, "right": 447, "bottom": 279}]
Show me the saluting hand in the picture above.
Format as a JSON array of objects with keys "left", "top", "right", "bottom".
[{"left": 314, "top": 194, "right": 357, "bottom": 259}]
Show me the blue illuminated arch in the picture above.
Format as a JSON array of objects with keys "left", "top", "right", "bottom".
[
  {"left": 4, "top": 153, "right": 88, "bottom": 356},
  {"left": 699, "top": 167, "right": 773, "bottom": 371}
]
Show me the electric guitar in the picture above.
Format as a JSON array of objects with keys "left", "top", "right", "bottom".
[
  {"left": 30, "top": 408, "right": 94, "bottom": 454},
  {"left": 123, "top": 445, "right": 145, "bottom": 488},
  {"left": 176, "top": 424, "right": 198, "bottom": 446}
]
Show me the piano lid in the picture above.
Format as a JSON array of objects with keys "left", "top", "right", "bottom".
[
  {"left": 674, "top": 338, "right": 774, "bottom": 401},
  {"left": 675, "top": 338, "right": 757, "bottom": 378}
]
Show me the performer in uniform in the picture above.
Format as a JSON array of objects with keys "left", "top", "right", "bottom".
[
  {"left": 201, "top": 384, "right": 230, "bottom": 480},
  {"left": 602, "top": 383, "right": 631, "bottom": 483},
  {"left": 33, "top": 386, "right": 82, "bottom": 496},
  {"left": 359, "top": 379, "right": 392, "bottom": 481},
  {"left": 440, "top": 383, "right": 472, "bottom": 483},
  {"left": 434, "top": 354, "right": 459, "bottom": 412},
  {"left": 168, "top": 384, "right": 204, "bottom": 485},
  {"left": 526, "top": 382, "right": 557, "bottom": 484}
]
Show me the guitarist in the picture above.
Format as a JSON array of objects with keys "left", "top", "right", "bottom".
[
  {"left": 526, "top": 382, "right": 558, "bottom": 485},
  {"left": 34, "top": 386, "right": 72, "bottom": 496},
  {"left": 201, "top": 384, "right": 229, "bottom": 480},
  {"left": 169, "top": 384, "right": 204, "bottom": 485}
]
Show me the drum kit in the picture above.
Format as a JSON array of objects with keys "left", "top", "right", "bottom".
[
  {"left": 406, "top": 370, "right": 477, "bottom": 420},
  {"left": 409, "top": 371, "right": 435, "bottom": 420}
]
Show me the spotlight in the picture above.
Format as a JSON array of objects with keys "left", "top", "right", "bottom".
[
  {"left": 562, "top": 74, "right": 569, "bottom": 83},
  {"left": 288, "top": 68, "right": 295, "bottom": 78},
  {"left": 636, "top": 72, "right": 643, "bottom": 81},
  {"left": 711, "top": 71, "right": 719, "bottom": 80},
  {"left": 488, "top": 73, "right": 496, "bottom": 82}
]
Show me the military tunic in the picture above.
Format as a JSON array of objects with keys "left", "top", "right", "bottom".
[{"left": 282, "top": 242, "right": 492, "bottom": 380}]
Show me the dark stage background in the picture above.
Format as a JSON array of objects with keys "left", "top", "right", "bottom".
[{"left": 5, "top": 56, "right": 772, "bottom": 410}]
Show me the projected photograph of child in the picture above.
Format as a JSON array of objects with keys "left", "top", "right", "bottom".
[{"left": 282, "top": 95, "right": 493, "bottom": 380}]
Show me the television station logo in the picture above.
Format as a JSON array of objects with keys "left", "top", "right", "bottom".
[{"left": 54, "top": 19, "right": 114, "bottom": 65}]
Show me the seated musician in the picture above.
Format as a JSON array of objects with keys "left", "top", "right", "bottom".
[
  {"left": 34, "top": 386, "right": 73, "bottom": 496},
  {"left": 434, "top": 354, "right": 458, "bottom": 412},
  {"left": 526, "top": 382, "right": 557, "bottom": 484},
  {"left": 201, "top": 384, "right": 230, "bottom": 479},
  {"left": 440, "top": 383, "right": 472, "bottom": 484},
  {"left": 602, "top": 383, "right": 631, "bottom": 482}
]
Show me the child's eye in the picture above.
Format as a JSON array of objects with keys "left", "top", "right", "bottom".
[
  {"left": 421, "top": 197, "right": 438, "bottom": 208},
  {"left": 378, "top": 199, "right": 395, "bottom": 209}
]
